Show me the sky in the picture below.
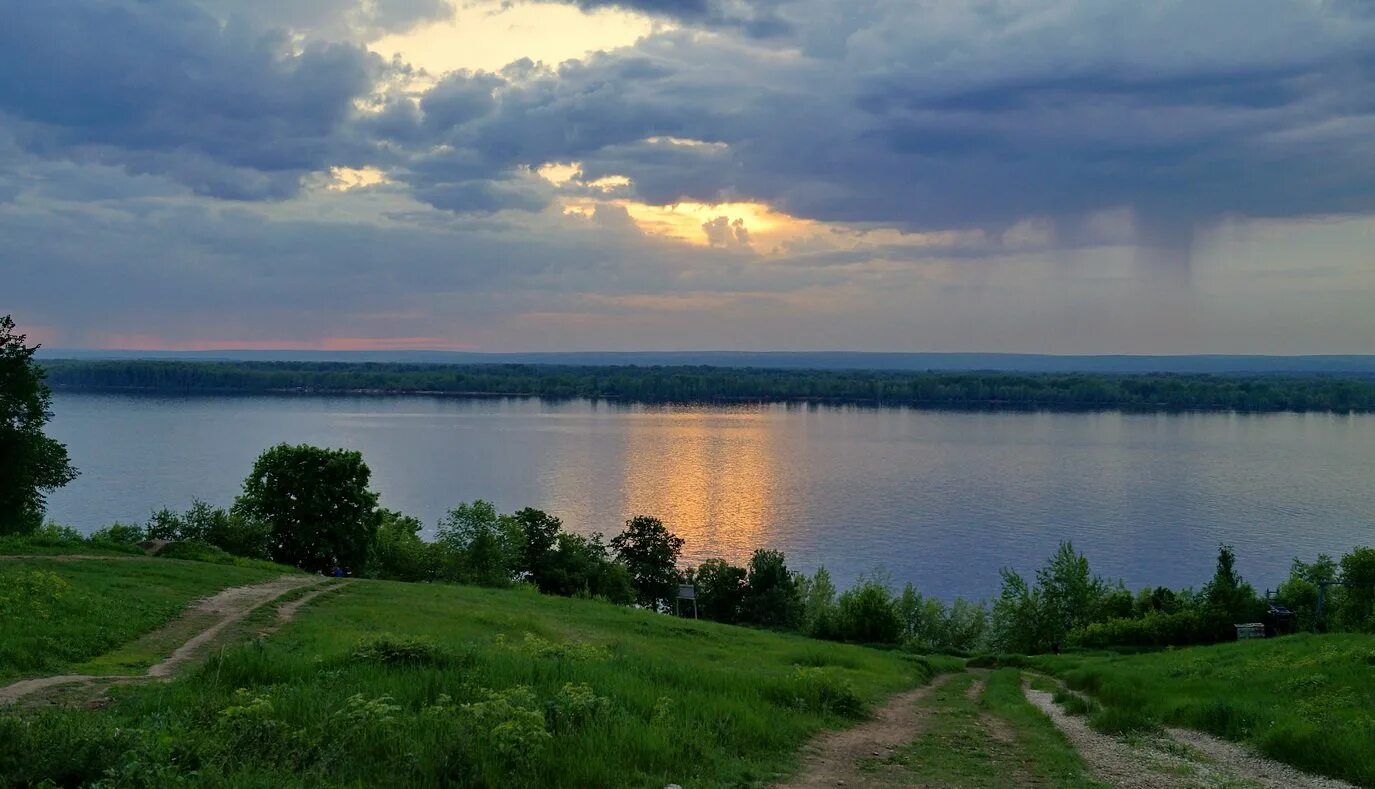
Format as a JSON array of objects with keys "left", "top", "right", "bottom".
[{"left": 2, "top": 0, "right": 1373, "bottom": 354}]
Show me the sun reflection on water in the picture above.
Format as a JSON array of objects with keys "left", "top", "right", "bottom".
[{"left": 612, "top": 407, "right": 780, "bottom": 568}]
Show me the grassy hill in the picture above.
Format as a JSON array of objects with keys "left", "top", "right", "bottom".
[
  {"left": 1034, "top": 634, "right": 1375, "bottom": 785},
  {"left": 7, "top": 553, "right": 1375, "bottom": 787},
  {"left": 0, "top": 556, "right": 289, "bottom": 683},
  {"left": 1, "top": 563, "right": 957, "bottom": 787}
]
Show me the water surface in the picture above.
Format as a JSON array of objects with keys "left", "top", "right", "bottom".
[{"left": 45, "top": 393, "right": 1375, "bottom": 599}]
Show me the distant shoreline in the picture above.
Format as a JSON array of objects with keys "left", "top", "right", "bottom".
[{"left": 42, "top": 359, "right": 1375, "bottom": 414}]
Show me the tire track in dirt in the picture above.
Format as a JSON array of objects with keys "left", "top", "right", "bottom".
[
  {"left": 774, "top": 673, "right": 956, "bottom": 789},
  {"left": 1024, "top": 681, "right": 1354, "bottom": 789},
  {"left": 0, "top": 574, "right": 326, "bottom": 705}
]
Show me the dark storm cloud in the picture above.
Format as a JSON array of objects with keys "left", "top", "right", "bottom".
[
  {"left": 385, "top": 0, "right": 1375, "bottom": 252},
  {"left": 2, "top": 0, "right": 1373, "bottom": 254},
  {"left": 567, "top": 0, "right": 791, "bottom": 37},
  {"left": 191, "top": 0, "right": 450, "bottom": 39},
  {"left": 0, "top": 0, "right": 382, "bottom": 199}
]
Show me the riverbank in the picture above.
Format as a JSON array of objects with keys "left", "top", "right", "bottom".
[{"left": 42, "top": 360, "right": 1375, "bottom": 413}]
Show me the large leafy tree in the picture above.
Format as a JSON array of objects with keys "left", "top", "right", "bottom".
[
  {"left": 234, "top": 444, "right": 380, "bottom": 573},
  {"left": 0, "top": 315, "right": 77, "bottom": 534},
  {"left": 610, "top": 515, "right": 683, "bottom": 610}
]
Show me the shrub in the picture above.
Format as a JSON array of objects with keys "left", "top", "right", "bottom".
[
  {"left": 741, "top": 549, "right": 803, "bottom": 628},
  {"left": 1072, "top": 609, "right": 1231, "bottom": 648},
  {"left": 833, "top": 575, "right": 902, "bottom": 644},
  {"left": 351, "top": 634, "right": 445, "bottom": 666},
  {"left": 434, "top": 500, "right": 523, "bottom": 587},
  {"left": 89, "top": 522, "right": 146, "bottom": 545},
  {"left": 769, "top": 667, "right": 866, "bottom": 719},
  {"left": 546, "top": 683, "right": 612, "bottom": 733},
  {"left": 688, "top": 558, "right": 747, "bottom": 623}
]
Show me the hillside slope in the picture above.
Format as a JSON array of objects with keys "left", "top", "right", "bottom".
[{"left": 1, "top": 573, "right": 957, "bottom": 787}]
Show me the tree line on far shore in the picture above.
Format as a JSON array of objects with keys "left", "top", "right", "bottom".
[{"left": 43, "top": 358, "right": 1375, "bottom": 412}]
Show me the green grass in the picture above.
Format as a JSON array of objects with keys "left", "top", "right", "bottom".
[
  {"left": 0, "top": 535, "right": 143, "bottom": 557},
  {"left": 0, "top": 558, "right": 287, "bottom": 682},
  {"left": 879, "top": 669, "right": 1102, "bottom": 788},
  {"left": 1035, "top": 634, "right": 1375, "bottom": 786},
  {"left": 0, "top": 578, "right": 961, "bottom": 787}
]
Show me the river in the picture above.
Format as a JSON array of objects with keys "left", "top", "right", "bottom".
[{"left": 44, "top": 392, "right": 1375, "bottom": 599}]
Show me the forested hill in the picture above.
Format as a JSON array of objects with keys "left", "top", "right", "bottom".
[{"left": 40, "top": 360, "right": 1375, "bottom": 412}]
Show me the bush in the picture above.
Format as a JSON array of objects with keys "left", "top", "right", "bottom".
[
  {"left": 688, "top": 558, "right": 747, "bottom": 623},
  {"left": 351, "top": 634, "right": 446, "bottom": 666},
  {"left": 89, "top": 522, "right": 146, "bottom": 546},
  {"left": 434, "top": 501, "right": 522, "bottom": 587},
  {"left": 768, "top": 667, "right": 866, "bottom": 719},
  {"left": 833, "top": 576, "right": 903, "bottom": 644},
  {"left": 741, "top": 549, "right": 803, "bottom": 628},
  {"left": 368, "top": 510, "right": 435, "bottom": 582},
  {"left": 1073, "top": 609, "right": 1232, "bottom": 648}
]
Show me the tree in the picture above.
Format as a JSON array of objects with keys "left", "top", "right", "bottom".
[
  {"left": 542, "top": 531, "right": 634, "bottom": 604},
  {"left": 370, "top": 509, "right": 434, "bottom": 582},
  {"left": 434, "top": 500, "right": 523, "bottom": 587},
  {"left": 509, "top": 507, "right": 563, "bottom": 590},
  {"left": 990, "top": 568, "right": 1051, "bottom": 653},
  {"left": 233, "top": 444, "right": 380, "bottom": 574},
  {"left": 688, "top": 558, "right": 747, "bottom": 622},
  {"left": 0, "top": 315, "right": 77, "bottom": 534},
  {"left": 741, "top": 549, "right": 803, "bottom": 628},
  {"left": 800, "top": 566, "right": 838, "bottom": 639},
  {"left": 834, "top": 574, "right": 903, "bottom": 644},
  {"left": 1203, "top": 544, "right": 1260, "bottom": 623},
  {"left": 610, "top": 515, "right": 683, "bottom": 610},
  {"left": 1036, "top": 541, "right": 1107, "bottom": 645},
  {"left": 1337, "top": 547, "right": 1375, "bottom": 632}
]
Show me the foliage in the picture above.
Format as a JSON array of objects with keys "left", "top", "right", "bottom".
[
  {"left": 367, "top": 509, "right": 435, "bottom": 582},
  {"left": 0, "top": 573, "right": 939, "bottom": 787},
  {"left": 352, "top": 634, "right": 446, "bottom": 666},
  {"left": 609, "top": 515, "right": 683, "bottom": 611},
  {"left": 510, "top": 507, "right": 563, "bottom": 590},
  {"left": 44, "top": 358, "right": 1375, "bottom": 413},
  {"left": 0, "top": 315, "right": 77, "bottom": 534},
  {"left": 539, "top": 531, "right": 635, "bottom": 603},
  {"left": 0, "top": 557, "right": 282, "bottom": 682},
  {"left": 89, "top": 521, "right": 147, "bottom": 546},
  {"left": 833, "top": 574, "right": 903, "bottom": 644},
  {"left": 1035, "top": 542, "right": 1110, "bottom": 644},
  {"left": 434, "top": 500, "right": 523, "bottom": 587},
  {"left": 1073, "top": 609, "right": 1232, "bottom": 648},
  {"left": 234, "top": 444, "right": 381, "bottom": 574},
  {"left": 741, "top": 549, "right": 804, "bottom": 628},
  {"left": 687, "top": 558, "right": 747, "bottom": 623},
  {"left": 1335, "top": 547, "right": 1375, "bottom": 632},
  {"left": 898, "top": 584, "right": 987, "bottom": 653},
  {"left": 1276, "top": 554, "right": 1338, "bottom": 631},
  {"left": 798, "top": 567, "right": 839, "bottom": 639},
  {"left": 1203, "top": 544, "right": 1263, "bottom": 623},
  {"left": 1037, "top": 633, "right": 1375, "bottom": 786},
  {"left": 990, "top": 567, "right": 1051, "bottom": 653},
  {"left": 144, "top": 500, "right": 272, "bottom": 559}
]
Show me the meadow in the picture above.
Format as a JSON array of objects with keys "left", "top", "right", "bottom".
[
  {"left": 0, "top": 563, "right": 960, "bottom": 787},
  {"left": 1034, "top": 634, "right": 1375, "bottom": 786},
  {"left": 0, "top": 557, "right": 286, "bottom": 682}
]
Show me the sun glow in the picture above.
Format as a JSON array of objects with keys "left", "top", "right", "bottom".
[
  {"left": 368, "top": 0, "right": 663, "bottom": 75},
  {"left": 326, "top": 166, "right": 390, "bottom": 191}
]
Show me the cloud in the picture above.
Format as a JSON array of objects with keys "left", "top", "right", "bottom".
[
  {"left": 2, "top": 0, "right": 1374, "bottom": 352},
  {"left": 0, "top": 0, "right": 383, "bottom": 199},
  {"left": 192, "top": 0, "right": 450, "bottom": 40}
]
